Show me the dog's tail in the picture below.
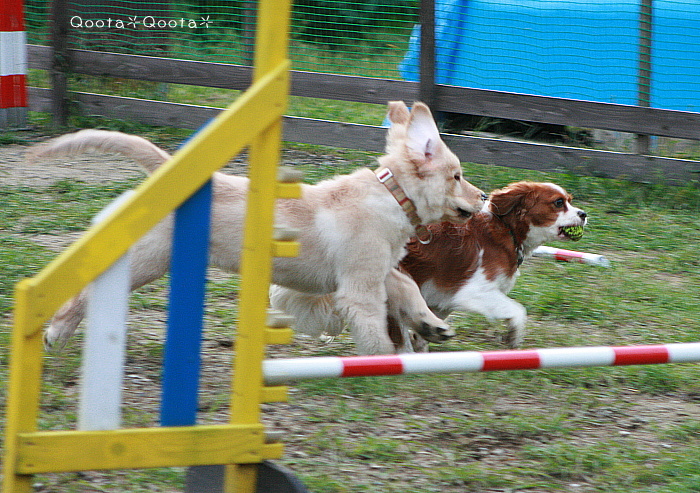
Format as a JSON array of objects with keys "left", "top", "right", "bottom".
[{"left": 28, "top": 129, "right": 171, "bottom": 173}]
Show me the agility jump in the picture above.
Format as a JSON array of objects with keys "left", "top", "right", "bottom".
[
  {"left": 2, "top": 0, "right": 297, "bottom": 491},
  {"left": 4, "top": 0, "right": 700, "bottom": 491},
  {"left": 264, "top": 343, "right": 700, "bottom": 384}
]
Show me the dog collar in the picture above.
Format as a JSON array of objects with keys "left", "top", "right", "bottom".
[
  {"left": 508, "top": 228, "right": 524, "bottom": 267},
  {"left": 375, "top": 167, "right": 432, "bottom": 244},
  {"left": 493, "top": 211, "right": 524, "bottom": 267}
]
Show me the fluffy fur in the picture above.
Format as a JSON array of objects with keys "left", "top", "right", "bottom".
[
  {"left": 394, "top": 181, "right": 587, "bottom": 348},
  {"left": 35, "top": 101, "right": 486, "bottom": 355},
  {"left": 270, "top": 266, "right": 447, "bottom": 353}
]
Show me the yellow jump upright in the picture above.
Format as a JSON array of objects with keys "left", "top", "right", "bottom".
[{"left": 2, "top": 0, "right": 297, "bottom": 492}]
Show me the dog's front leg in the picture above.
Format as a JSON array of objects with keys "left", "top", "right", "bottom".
[
  {"left": 451, "top": 286, "right": 527, "bottom": 348},
  {"left": 386, "top": 268, "right": 455, "bottom": 346},
  {"left": 488, "top": 296, "right": 527, "bottom": 349}
]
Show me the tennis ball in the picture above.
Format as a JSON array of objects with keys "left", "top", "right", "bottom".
[{"left": 561, "top": 225, "right": 584, "bottom": 241}]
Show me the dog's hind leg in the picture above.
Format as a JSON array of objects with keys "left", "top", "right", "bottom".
[
  {"left": 44, "top": 218, "right": 174, "bottom": 350},
  {"left": 44, "top": 290, "right": 89, "bottom": 350},
  {"left": 269, "top": 285, "right": 345, "bottom": 338}
]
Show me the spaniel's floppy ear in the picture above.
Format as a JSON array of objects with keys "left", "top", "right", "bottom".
[
  {"left": 489, "top": 182, "right": 533, "bottom": 217},
  {"left": 405, "top": 102, "right": 441, "bottom": 167}
]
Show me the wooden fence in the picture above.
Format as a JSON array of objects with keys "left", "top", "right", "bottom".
[{"left": 27, "top": 42, "right": 700, "bottom": 185}]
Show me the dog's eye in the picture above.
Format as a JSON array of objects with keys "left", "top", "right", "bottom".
[
  {"left": 454, "top": 173, "right": 461, "bottom": 181},
  {"left": 554, "top": 198, "right": 565, "bottom": 208}
]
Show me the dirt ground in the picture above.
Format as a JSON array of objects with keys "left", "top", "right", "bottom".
[{"left": 3, "top": 132, "right": 700, "bottom": 493}]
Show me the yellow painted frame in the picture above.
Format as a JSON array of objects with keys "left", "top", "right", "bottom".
[{"left": 2, "top": 0, "right": 297, "bottom": 491}]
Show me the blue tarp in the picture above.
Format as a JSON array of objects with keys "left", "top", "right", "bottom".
[{"left": 400, "top": 0, "right": 700, "bottom": 111}]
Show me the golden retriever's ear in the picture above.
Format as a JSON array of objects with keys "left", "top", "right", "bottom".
[
  {"left": 405, "top": 102, "right": 441, "bottom": 167},
  {"left": 387, "top": 101, "right": 410, "bottom": 125}
]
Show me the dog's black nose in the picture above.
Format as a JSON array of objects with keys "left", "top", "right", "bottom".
[{"left": 578, "top": 210, "right": 587, "bottom": 220}]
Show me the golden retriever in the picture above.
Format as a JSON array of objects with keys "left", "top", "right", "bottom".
[{"left": 34, "top": 101, "right": 485, "bottom": 355}]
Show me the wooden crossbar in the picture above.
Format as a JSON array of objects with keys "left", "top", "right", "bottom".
[{"left": 14, "top": 424, "right": 276, "bottom": 474}]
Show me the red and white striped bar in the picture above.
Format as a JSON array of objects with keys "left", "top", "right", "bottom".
[
  {"left": 263, "top": 343, "right": 700, "bottom": 385},
  {"left": 0, "top": 0, "right": 27, "bottom": 128},
  {"left": 532, "top": 246, "right": 610, "bottom": 267}
]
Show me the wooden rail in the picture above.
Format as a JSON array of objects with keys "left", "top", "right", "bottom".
[{"left": 27, "top": 44, "right": 700, "bottom": 185}]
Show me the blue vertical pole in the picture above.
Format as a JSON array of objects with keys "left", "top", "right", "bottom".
[{"left": 160, "top": 179, "right": 213, "bottom": 427}]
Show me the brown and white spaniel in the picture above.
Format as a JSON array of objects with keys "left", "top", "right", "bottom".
[{"left": 393, "top": 181, "right": 587, "bottom": 349}]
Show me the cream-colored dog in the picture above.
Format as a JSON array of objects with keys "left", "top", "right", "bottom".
[{"left": 35, "top": 101, "right": 485, "bottom": 355}]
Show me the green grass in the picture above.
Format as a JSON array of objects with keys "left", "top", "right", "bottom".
[
  {"left": 11, "top": 22, "right": 700, "bottom": 492},
  {"left": 0, "top": 131, "right": 33, "bottom": 146},
  {"left": 0, "top": 235, "right": 53, "bottom": 314},
  {"left": 2, "top": 113, "right": 700, "bottom": 491}
]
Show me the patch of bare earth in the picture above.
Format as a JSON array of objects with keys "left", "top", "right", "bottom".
[{"left": 3, "top": 136, "right": 700, "bottom": 493}]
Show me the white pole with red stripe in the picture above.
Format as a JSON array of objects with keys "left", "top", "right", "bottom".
[
  {"left": 0, "top": 0, "right": 27, "bottom": 128},
  {"left": 532, "top": 246, "right": 611, "bottom": 267},
  {"left": 263, "top": 343, "right": 700, "bottom": 385}
]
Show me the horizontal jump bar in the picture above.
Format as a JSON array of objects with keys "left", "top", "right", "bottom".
[{"left": 263, "top": 343, "right": 700, "bottom": 385}]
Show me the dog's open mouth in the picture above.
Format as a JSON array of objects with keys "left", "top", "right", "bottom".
[
  {"left": 457, "top": 208, "right": 472, "bottom": 219},
  {"left": 559, "top": 224, "right": 585, "bottom": 241}
]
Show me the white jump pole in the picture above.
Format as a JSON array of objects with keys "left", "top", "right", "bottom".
[
  {"left": 532, "top": 246, "right": 611, "bottom": 267},
  {"left": 263, "top": 343, "right": 700, "bottom": 385},
  {"left": 78, "top": 191, "right": 134, "bottom": 431}
]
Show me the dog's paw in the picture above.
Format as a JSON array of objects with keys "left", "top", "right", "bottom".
[
  {"left": 318, "top": 334, "right": 336, "bottom": 344},
  {"left": 410, "top": 331, "right": 430, "bottom": 352},
  {"left": 43, "top": 328, "right": 66, "bottom": 352},
  {"left": 416, "top": 321, "right": 456, "bottom": 343},
  {"left": 504, "top": 326, "right": 524, "bottom": 349}
]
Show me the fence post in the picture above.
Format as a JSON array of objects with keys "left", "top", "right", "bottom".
[
  {"left": 50, "top": 0, "right": 70, "bottom": 127},
  {"left": 636, "top": 0, "right": 653, "bottom": 154},
  {"left": 419, "top": 0, "right": 436, "bottom": 108}
]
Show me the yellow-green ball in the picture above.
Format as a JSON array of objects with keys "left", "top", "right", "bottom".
[{"left": 562, "top": 225, "right": 584, "bottom": 241}]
